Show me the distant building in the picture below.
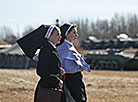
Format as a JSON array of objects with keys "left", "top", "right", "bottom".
[{"left": 0, "top": 43, "right": 37, "bottom": 69}]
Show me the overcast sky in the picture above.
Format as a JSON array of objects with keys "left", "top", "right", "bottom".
[{"left": 0, "top": 0, "right": 138, "bottom": 35}]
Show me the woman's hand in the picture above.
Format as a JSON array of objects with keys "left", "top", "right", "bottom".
[
  {"left": 58, "top": 80, "right": 63, "bottom": 88},
  {"left": 60, "top": 67, "right": 65, "bottom": 76}
]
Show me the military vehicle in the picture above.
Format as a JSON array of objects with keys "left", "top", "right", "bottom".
[
  {"left": 80, "top": 34, "right": 138, "bottom": 50},
  {"left": 80, "top": 38, "right": 138, "bottom": 50},
  {"left": 85, "top": 49, "right": 138, "bottom": 70}
]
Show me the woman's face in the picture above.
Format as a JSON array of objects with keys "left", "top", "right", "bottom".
[
  {"left": 66, "top": 27, "right": 78, "bottom": 43},
  {"left": 49, "top": 28, "right": 62, "bottom": 45}
]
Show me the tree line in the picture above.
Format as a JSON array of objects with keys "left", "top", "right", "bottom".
[
  {"left": 74, "top": 13, "right": 138, "bottom": 41},
  {"left": 0, "top": 13, "right": 138, "bottom": 44}
]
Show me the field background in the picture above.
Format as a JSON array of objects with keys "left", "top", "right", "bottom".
[{"left": 0, "top": 69, "right": 138, "bottom": 102}]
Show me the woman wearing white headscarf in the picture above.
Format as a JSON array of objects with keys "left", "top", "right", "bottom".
[
  {"left": 57, "top": 23, "right": 91, "bottom": 102},
  {"left": 17, "top": 25, "right": 64, "bottom": 102}
]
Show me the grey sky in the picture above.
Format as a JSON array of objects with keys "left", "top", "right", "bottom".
[{"left": 0, "top": 0, "right": 138, "bottom": 35}]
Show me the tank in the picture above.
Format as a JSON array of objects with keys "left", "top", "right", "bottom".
[{"left": 85, "top": 49, "right": 138, "bottom": 70}]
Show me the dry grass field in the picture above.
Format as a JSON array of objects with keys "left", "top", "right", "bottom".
[{"left": 1, "top": 69, "right": 138, "bottom": 102}]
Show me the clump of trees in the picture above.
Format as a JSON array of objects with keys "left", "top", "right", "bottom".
[
  {"left": 0, "top": 25, "right": 34, "bottom": 44},
  {"left": 73, "top": 13, "right": 138, "bottom": 41},
  {"left": 0, "top": 13, "right": 138, "bottom": 44},
  {"left": 0, "top": 26, "right": 17, "bottom": 44}
]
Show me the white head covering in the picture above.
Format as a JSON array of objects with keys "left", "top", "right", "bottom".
[
  {"left": 65, "top": 24, "right": 73, "bottom": 36},
  {"left": 45, "top": 25, "right": 55, "bottom": 39}
]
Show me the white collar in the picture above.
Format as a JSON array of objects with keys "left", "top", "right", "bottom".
[
  {"left": 64, "top": 39, "right": 73, "bottom": 46},
  {"left": 48, "top": 40, "right": 56, "bottom": 48}
]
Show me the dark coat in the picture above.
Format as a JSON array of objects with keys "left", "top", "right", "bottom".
[{"left": 37, "top": 40, "right": 62, "bottom": 89}]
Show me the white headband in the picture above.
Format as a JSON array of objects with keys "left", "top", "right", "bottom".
[
  {"left": 45, "top": 25, "right": 55, "bottom": 39},
  {"left": 65, "top": 24, "right": 73, "bottom": 36}
]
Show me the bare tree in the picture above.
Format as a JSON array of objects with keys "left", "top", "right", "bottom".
[
  {"left": 0, "top": 25, "right": 14, "bottom": 40},
  {"left": 22, "top": 26, "right": 34, "bottom": 36}
]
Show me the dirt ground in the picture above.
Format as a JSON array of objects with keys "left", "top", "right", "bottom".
[{"left": 0, "top": 69, "right": 138, "bottom": 102}]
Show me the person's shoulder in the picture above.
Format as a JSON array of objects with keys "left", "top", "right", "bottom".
[
  {"left": 41, "top": 41, "right": 52, "bottom": 52},
  {"left": 57, "top": 41, "right": 68, "bottom": 50}
]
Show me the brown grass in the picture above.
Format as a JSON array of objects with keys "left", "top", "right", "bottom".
[{"left": 1, "top": 69, "right": 138, "bottom": 102}]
